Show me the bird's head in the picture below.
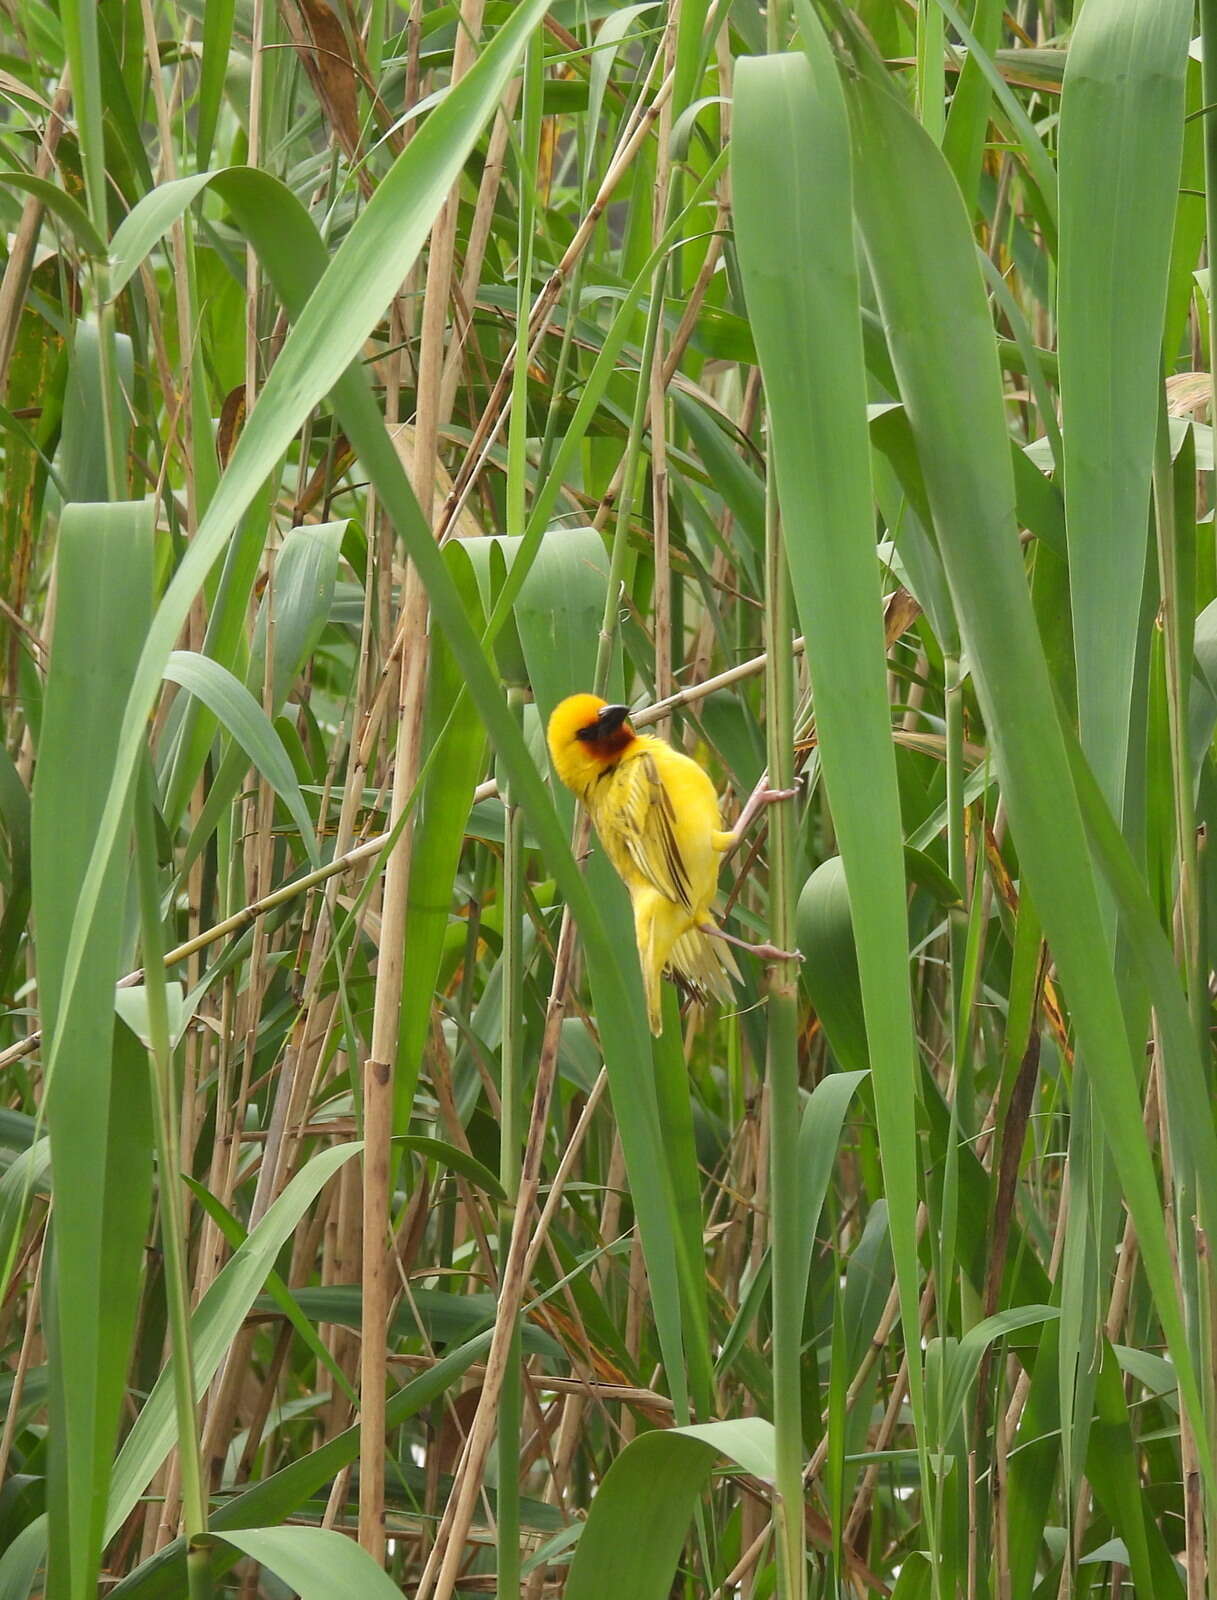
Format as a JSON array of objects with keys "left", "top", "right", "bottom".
[{"left": 546, "top": 693, "right": 637, "bottom": 795}]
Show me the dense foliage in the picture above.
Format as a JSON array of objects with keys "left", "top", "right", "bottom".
[{"left": 0, "top": 1, "right": 1214, "bottom": 1596}]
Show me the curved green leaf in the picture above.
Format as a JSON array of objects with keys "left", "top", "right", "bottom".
[
  {"left": 105, "top": 1142, "right": 362, "bottom": 1539},
  {"left": 215, "top": 1526, "right": 404, "bottom": 1597},
  {"left": 163, "top": 650, "right": 320, "bottom": 867},
  {"left": 563, "top": 1420, "right": 776, "bottom": 1600}
]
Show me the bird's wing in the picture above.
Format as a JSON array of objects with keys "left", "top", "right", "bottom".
[{"left": 613, "top": 749, "right": 696, "bottom": 911}]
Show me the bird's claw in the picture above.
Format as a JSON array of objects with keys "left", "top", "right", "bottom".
[
  {"left": 699, "top": 923, "right": 803, "bottom": 964},
  {"left": 750, "top": 941, "right": 803, "bottom": 963},
  {"left": 731, "top": 778, "right": 800, "bottom": 840}
]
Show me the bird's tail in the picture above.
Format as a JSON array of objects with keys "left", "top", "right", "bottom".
[
  {"left": 636, "top": 897, "right": 742, "bottom": 1036},
  {"left": 667, "top": 922, "right": 741, "bottom": 1013}
]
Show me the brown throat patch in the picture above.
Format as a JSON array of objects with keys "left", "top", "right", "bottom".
[{"left": 580, "top": 724, "right": 636, "bottom": 761}]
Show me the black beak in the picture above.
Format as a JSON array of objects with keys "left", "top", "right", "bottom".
[
  {"left": 596, "top": 704, "right": 631, "bottom": 734},
  {"left": 576, "top": 703, "right": 632, "bottom": 743}
]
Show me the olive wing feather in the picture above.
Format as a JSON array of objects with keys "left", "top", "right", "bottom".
[{"left": 613, "top": 749, "right": 696, "bottom": 910}]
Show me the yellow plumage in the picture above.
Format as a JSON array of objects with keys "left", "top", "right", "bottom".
[{"left": 546, "top": 692, "right": 740, "bottom": 1036}]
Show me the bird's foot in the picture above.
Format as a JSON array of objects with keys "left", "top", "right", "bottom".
[
  {"left": 721, "top": 778, "right": 800, "bottom": 848},
  {"left": 699, "top": 923, "right": 802, "bottom": 963}
]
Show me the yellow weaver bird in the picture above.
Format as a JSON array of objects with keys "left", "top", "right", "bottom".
[{"left": 547, "top": 693, "right": 796, "bottom": 1036}]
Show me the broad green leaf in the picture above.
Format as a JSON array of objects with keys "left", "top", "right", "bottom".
[
  {"left": 797, "top": 1069, "right": 869, "bottom": 1298},
  {"left": 215, "top": 1526, "right": 405, "bottom": 1597},
  {"left": 108, "top": 1334, "right": 493, "bottom": 1597},
  {"left": 183, "top": 1177, "right": 359, "bottom": 1410},
  {"left": 934, "top": 1305, "right": 1058, "bottom": 1439},
  {"left": 845, "top": 61, "right": 1211, "bottom": 1479},
  {"left": 734, "top": 33, "right": 927, "bottom": 1479},
  {"left": 108, "top": 171, "right": 218, "bottom": 297},
  {"left": 0, "top": 1517, "right": 46, "bottom": 1600},
  {"left": 1058, "top": 0, "right": 1190, "bottom": 812},
  {"left": 195, "top": 0, "right": 235, "bottom": 168},
  {"left": 395, "top": 541, "right": 488, "bottom": 1128},
  {"left": 105, "top": 1142, "right": 362, "bottom": 1539},
  {"left": 797, "top": 858, "right": 868, "bottom": 1076},
  {"left": 112, "top": 985, "right": 186, "bottom": 1051},
  {"left": 0, "top": 172, "right": 105, "bottom": 257},
  {"left": 43, "top": 0, "right": 555, "bottom": 1224},
  {"left": 31, "top": 504, "right": 153, "bottom": 1600},
  {"left": 161, "top": 520, "right": 343, "bottom": 837},
  {"left": 0, "top": 1139, "right": 51, "bottom": 1301},
  {"left": 511, "top": 527, "right": 703, "bottom": 1414},
  {"left": 248, "top": 522, "right": 345, "bottom": 713},
  {"left": 563, "top": 1420, "right": 776, "bottom": 1600},
  {"left": 163, "top": 650, "right": 320, "bottom": 866},
  {"left": 58, "top": 322, "right": 133, "bottom": 504}
]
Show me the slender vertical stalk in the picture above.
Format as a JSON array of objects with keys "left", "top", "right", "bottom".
[
  {"left": 245, "top": 0, "right": 265, "bottom": 408},
  {"left": 1201, "top": 0, "right": 1217, "bottom": 470},
  {"left": 59, "top": 0, "right": 124, "bottom": 494},
  {"left": 497, "top": 690, "right": 526, "bottom": 1598},
  {"left": 1152, "top": 402, "right": 1201, "bottom": 1041},
  {"left": 366, "top": 0, "right": 387, "bottom": 79},
  {"left": 1153, "top": 387, "right": 1210, "bottom": 1599},
  {"left": 593, "top": 278, "right": 669, "bottom": 692},
  {"left": 414, "top": 915, "right": 580, "bottom": 1600},
  {"left": 134, "top": 761, "right": 211, "bottom": 1600},
  {"left": 359, "top": 1, "right": 487, "bottom": 1559},
  {"left": 916, "top": 0, "right": 946, "bottom": 143},
  {"left": 495, "top": 35, "right": 541, "bottom": 1591},
  {"left": 507, "top": 36, "right": 541, "bottom": 540},
  {"left": 763, "top": 466, "right": 805, "bottom": 1600},
  {"left": 1196, "top": 116, "right": 1217, "bottom": 1561},
  {"left": 358, "top": 617, "right": 426, "bottom": 1560},
  {"left": 650, "top": 14, "right": 677, "bottom": 716}
]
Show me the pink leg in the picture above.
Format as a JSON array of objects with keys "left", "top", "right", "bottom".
[
  {"left": 699, "top": 923, "right": 801, "bottom": 963},
  {"left": 718, "top": 775, "right": 799, "bottom": 850}
]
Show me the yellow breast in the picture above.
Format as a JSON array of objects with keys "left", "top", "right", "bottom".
[{"left": 588, "top": 736, "right": 724, "bottom": 917}]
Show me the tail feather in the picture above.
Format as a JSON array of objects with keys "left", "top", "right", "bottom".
[
  {"left": 634, "top": 895, "right": 740, "bottom": 1036},
  {"left": 667, "top": 922, "right": 740, "bottom": 1008}
]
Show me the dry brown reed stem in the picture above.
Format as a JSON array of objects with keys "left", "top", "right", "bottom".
[
  {"left": 151, "top": 1452, "right": 183, "bottom": 1557},
  {"left": 0, "top": 1252, "right": 41, "bottom": 1488},
  {"left": 351, "top": 125, "right": 451, "bottom": 1570},
  {"left": 523, "top": 1385, "right": 586, "bottom": 1599},
  {"left": 994, "top": 1396, "right": 1011, "bottom": 1600},
  {"left": 429, "top": 1037, "right": 499, "bottom": 1284},
  {"left": 433, "top": 40, "right": 679, "bottom": 544},
  {"left": 439, "top": 80, "right": 521, "bottom": 422},
  {"left": 843, "top": 1349, "right": 909, "bottom": 1546},
  {"left": 522, "top": 1066, "right": 609, "bottom": 1284},
  {"left": 323, "top": 1156, "right": 360, "bottom": 1440},
  {"left": 414, "top": 0, "right": 486, "bottom": 530},
  {"left": 1150, "top": 1028, "right": 1207, "bottom": 1600},
  {"left": 205, "top": 34, "right": 265, "bottom": 1485},
  {"left": 388, "top": 1352, "right": 673, "bottom": 1412},
  {"left": 0, "top": 72, "right": 71, "bottom": 392},
  {"left": 689, "top": 354, "right": 757, "bottom": 693},
  {"left": 413, "top": 904, "right": 582, "bottom": 1600},
  {"left": 357, "top": 653, "right": 425, "bottom": 1558},
  {"left": 358, "top": 1, "right": 485, "bottom": 1552},
  {"left": 197, "top": 651, "right": 282, "bottom": 1485},
  {"left": 711, "top": 1247, "right": 935, "bottom": 1600},
  {"left": 589, "top": 253, "right": 734, "bottom": 546},
  {"left": 0, "top": 638, "right": 815, "bottom": 1076},
  {"left": 1003, "top": 1176, "right": 1070, "bottom": 1441}
]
